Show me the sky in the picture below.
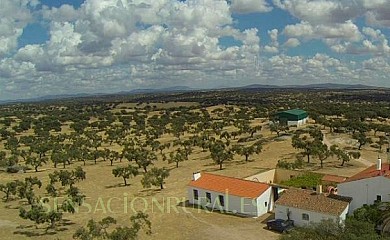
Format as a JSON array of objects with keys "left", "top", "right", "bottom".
[{"left": 1, "top": 0, "right": 390, "bottom": 101}]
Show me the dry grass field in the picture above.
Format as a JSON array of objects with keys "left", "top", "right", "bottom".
[{"left": 0, "top": 103, "right": 383, "bottom": 240}]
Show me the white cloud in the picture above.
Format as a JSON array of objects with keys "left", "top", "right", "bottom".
[
  {"left": 0, "top": 0, "right": 390, "bottom": 101},
  {"left": 283, "top": 38, "right": 300, "bottom": 48},
  {"left": 329, "top": 27, "right": 390, "bottom": 55},
  {"left": 273, "top": 0, "right": 362, "bottom": 24},
  {"left": 283, "top": 21, "right": 362, "bottom": 42},
  {"left": 274, "top": 0, "right": 390, "bottom": 28},
  {"left": 264, "top": 29, "right": 279, "bottom": 53},
  {"left": 0, "top": 0, "right": 36, "bottom": 56},
  {"left": 230, "top": 0, "right": 272, "bottom": 14},
  {"left": 42, "top": 4, "right": 80, "bottom": 22}
]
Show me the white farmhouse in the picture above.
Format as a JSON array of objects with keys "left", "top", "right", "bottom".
[
  {"left": 337, "top": 159, "right": 390, "bottom": 214},
  {"left": 187, "top": 172, "right": 272, "bottom": 217},
  {"left": 274, "top": 188, "right": 351, "bottom": 227}
]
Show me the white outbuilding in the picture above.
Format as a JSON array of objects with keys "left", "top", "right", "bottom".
[
  {"left": 274, "top": 188, "right": 351, "bottom": 227},
  {"left": 337, "top": 159, "right": 390, "bottom": 214},
  {"left": 187, "top": 172, "right": 272, "bottom": 217}
]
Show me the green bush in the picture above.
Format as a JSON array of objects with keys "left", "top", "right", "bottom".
[{"left": 281, "top": 172, "right": 323, "bottom": 189}]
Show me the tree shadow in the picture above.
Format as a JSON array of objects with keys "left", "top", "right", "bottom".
[
  {"left": 14, "top": 224, "right": 69, "bottom": 237},
  {"left": 138, "top": 188, "right": 161, "bottom": 197},
  {"left": 203, "top": 162, "right": 216, "bottom": 167},
  {"left": 105, "top": 183, "right": 129, "bottom": 189},
  {"left": 4, "top": 204, "right": 20, "bottom": 209}
]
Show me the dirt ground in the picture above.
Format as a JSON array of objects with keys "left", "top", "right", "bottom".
[
  {"left": 0, "top": 126, "right": 287, "bottom": 240},
  {"left": 0, "top": 107, "right": 380, "bottom": 240}
]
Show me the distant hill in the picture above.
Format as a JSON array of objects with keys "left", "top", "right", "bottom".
[
  {"left": 286, "top": 83, "right": 379, "bottom": 89},
  {"left": 0, "top": 83, "right": 384, "bottom": 105},
  {"left": 0, "top": 86, "right": 195, "bottom": 105},
  {"left": 120, "top": 86, "right": 195, "bottom": 94},
  {"left": 238, "top": 83, "right": 380, "bottom": 90}
]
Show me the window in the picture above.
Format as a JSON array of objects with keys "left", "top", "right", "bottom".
[
  {"left": 265, "top": 202, "right": 268, "bottom": 207},
  {"left": 302, "top": 213, "right": 309, "bottom": 221},
  {"left": 218, "top": 195, "right": 225, "bottom": 207},
  {"left": 206, "top": 192, "right": 211, "bottom": 203},
  {"left": 193, "top": 189, "right": 199, "bottom": 200},
  {"left": 377, "top": 195, "right": 382, "bottom": 202}
]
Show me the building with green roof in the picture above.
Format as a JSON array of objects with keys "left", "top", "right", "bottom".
[{"left": 275, "top": 109, "right": 308, "bottom": 126}]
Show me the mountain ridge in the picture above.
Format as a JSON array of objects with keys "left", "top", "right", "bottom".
[{"left": 0, "top": 83, "right": 384, "bottom": 105}]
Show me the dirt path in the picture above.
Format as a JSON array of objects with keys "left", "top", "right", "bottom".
[
  {"left": 187, "top": 211, "right": 278, "bottom": 240},
  {"left": 322, "top": 133, "right": 372, "bottom": 167}
]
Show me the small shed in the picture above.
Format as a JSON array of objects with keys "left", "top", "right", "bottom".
[{"left": 276, "top": 109, "right": 308, "bottom": 126}]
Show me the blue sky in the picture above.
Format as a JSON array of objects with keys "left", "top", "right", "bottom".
[{"left": 1, "top": 0, "right": 390, "bottom": 101}]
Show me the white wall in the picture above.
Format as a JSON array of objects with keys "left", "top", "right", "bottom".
[
  {"left": 187, "top": 186, "right": 272, "bottom": 217},
  {"left": 257, "top": 187, "right": 273, "bottom": 214},
  {"left": 274, "top": 204, "right": 348, "bottom": 227},
  {"left": 287, "top": 117, "right": 308, "bottom": 126},
  {"left": 338, "top": 176, "right": 390, "bottom": 213},
  {"left": 245, "top": 169, "right": 275, "bottom": 183}
]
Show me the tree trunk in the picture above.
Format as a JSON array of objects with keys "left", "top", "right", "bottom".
[
  {"left": 124, "top": 178, "right": 127, "bottom": 186},
  {"left": 160, "top": 183, "right": 164, "bottom": 190},
  {"left": 50, "top": 219, "right": 55, "bottom": 229},
  {"left": 307, "top": 154, "right": 310, "bottom": 163},
  {"left": 245, "top": 154, "right": 249, "bottom": 162},
  {"left": 219, "top": 162, "right": 223, "bottom": 170},
  {"left": 176, "top": 161, "right": 179, "bottom": 168}
]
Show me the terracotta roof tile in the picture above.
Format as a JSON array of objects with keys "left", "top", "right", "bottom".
[
  {"left": 188, "top": 172, "right": 270, "bottom": 198},
  {"left": 321, "top": 174, "right": 347, "bottom": 183},
  {"left": 275, "top": 188, "right": 350, "bottom": 216},
  {"left": 343, "top": 163, "right": 390, "bottom": 183}
]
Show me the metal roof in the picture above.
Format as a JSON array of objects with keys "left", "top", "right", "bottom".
[{"left": 279, "top": 109, "right": 307, "bottom": 116}]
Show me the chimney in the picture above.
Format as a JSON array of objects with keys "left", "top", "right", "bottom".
[
  {"left": 193, "top": 172, "right": 201, "bottom": 181},
  {"left": 316, "top": 184, "right": 323, "bottom": 194},
  {"left": 377, "top": 157, "right": 382, "bottom": 171}
]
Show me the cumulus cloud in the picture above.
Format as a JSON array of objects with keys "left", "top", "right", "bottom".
[
  {"left": 283, "top": 21, "right": 362, "bottom": 42},
  {"left": 283, "top": 38, "right": 300, "bottom": 48},
  {"left": 273, "top": 0, "right": 363, "bottom": 24},
  {"left": 0, "top": 0, "right": 389, "bottom": 101},
  {"left": 274, "top": 0, "right": 390, "bottom": 28},
  {"left": 264, "top": 29, "right": 279, "bottom": 53},
  {"left": 0, "top": 0, "right": 265, "bottom": 100},
  {"left": 0, "top": 0, "right": 36, "bottom": 56},
  {"left": 42, "top": 4, "right": 80, "bottom": 22},
  {"left": 329, "top": 27, "right": 390, "bottom": 55},
  {"left": 230, "top": 0, "right": 272, "bottom": 14}
]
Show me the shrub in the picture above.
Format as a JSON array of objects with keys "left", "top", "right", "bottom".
[{"left": 281, "top": 172, "right": 323, "bottom": 189}]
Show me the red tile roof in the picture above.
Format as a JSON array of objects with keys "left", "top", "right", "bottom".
[
  {"left": 188, "top": 172, "right": 270, "bottom": 198},
  {"left": 321, "top": 174, "right": 347, "bottom": 183},
  {"left": 343, "top": 163, "right": 390, "bottom": 183},
  {"left": 275, "top": 188, "right": 350, "bottom": 216}
]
